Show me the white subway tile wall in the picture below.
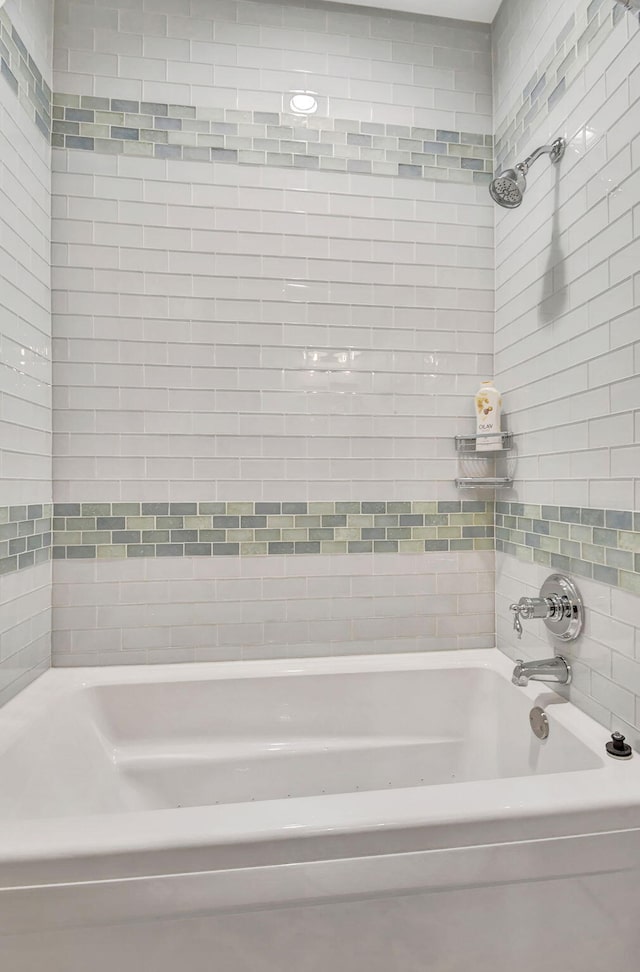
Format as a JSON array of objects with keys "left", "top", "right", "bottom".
[
  {"left": 52, "top": 151, "right": 493, "bottom": 503},
  {"left": 5, "top": 0, "right": 54, "bottom": 83},
  {"left": 53, "top": 551, "right": 495, "bottom": 664},
  {"left": 50, "top": 0, "right": 496, "bottom": 663},
  {"left": 0, "top": 562, "right": 51, "bottom": 705},
  {"left": 2, "top": 0, "right": 636, "bottom": 725},
  {"left": 53, "top": 0, "right": 493, "bottom": 132},
  {"left": 494, "top": 0, "right": 640, "bottom": 739},
  {"left": 0, "top": 2, "right": 53, "bottom": 702}
]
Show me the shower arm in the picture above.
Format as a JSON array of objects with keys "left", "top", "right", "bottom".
[{"left": 517, "top": 137, "right": 565, "bottom": 174}]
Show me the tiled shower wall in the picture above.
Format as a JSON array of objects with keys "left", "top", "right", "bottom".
[
  {"left": 51, "top": 0, "right": 496, "bottom": 664},
  {"left": 0, "top": 0, "right": 53, "bottom": 704},
  {"left": 493, "top": 0, "right": 640, "bottom": 742}
]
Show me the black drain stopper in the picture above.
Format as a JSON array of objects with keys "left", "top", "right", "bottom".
[{"left": 606, "top": 732, "right": 633, "bottom": 760}]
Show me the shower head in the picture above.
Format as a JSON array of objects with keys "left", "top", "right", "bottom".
[
  {"left": 489, "top": 137, "right": 566, "bottom": 209},
  {"left": 489, "top": 167, "right": 527, "bottom": 208}
]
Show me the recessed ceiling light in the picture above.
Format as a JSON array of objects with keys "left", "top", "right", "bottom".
[{"left": 289, "top": 92, "right": 318, "bottom": 115}]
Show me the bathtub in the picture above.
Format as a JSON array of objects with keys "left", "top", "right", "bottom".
[{"left": 2, "top": 648, "right": 640, "bottom": 972}]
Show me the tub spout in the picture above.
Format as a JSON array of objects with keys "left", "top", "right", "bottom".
[{"left": 512, "top": 655, "right": 571, "bottom": 686}]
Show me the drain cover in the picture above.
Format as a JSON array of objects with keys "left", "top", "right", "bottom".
[{"left": 530, "top": 706, "right": 549, "bottom": 740}]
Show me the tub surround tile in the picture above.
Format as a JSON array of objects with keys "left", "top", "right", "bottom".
[
  {"left": 493, "top": 0, "right": 640, "bottom": 747},
  {"left": 51, "top": 0, "right": 496, "bottom": 521},
  {"left": 494, "top": 0, "right": 628, "bottom": 171},
  {"left": 0, "top": 506, "right": 53, "bottom": 577},
  {"left": 0, "top": 2, "right": 53, "bottom": 709},
  {"left": 0, "top": 561, "right": 50, "bottom": 707},
  {"left": 496, "top": 502, "right": 640, "bottom": 594},
  {"left": 0, "top": 8, "right": 50, "bottom": 139},
  {"left": 49, "top": 498, "right": 640, "bottom": 593},
  {"left": 53, "top": 0, "right": 493, "bottom": 183},
  {"left": 52, "top": 550, "right": 496, "bottom": 666},
  {"left": 52, "top": 95, "right": 493, "bottom": 185},
  {"left": 52, "top": 501, "right": 495, "bottom": 561}
]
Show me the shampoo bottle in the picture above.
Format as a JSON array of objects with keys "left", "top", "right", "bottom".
[{"left": 475, "top": 380, "right": 502, "bottom": 451}]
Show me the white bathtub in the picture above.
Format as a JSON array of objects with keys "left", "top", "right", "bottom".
[{"left": 2, "top": 648, "right": 640, "bottom": 972}]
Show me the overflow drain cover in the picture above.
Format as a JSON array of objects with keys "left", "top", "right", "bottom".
[{"left": 530, "top": 706, "right": 549, "bottom": 740}]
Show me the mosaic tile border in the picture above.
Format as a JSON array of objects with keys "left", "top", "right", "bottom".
[
  {"left": 51, "top": 501, "right": 495, "bottom": 560},
  {"left": 52, "top": 94, "right": 494, "bottom": 185},
  {"left": 0, "top": 7, "right": 51, "bottom": 139},
  {"left": 494, "top": 0, "right": 633, "bottom": 171},
  {"left": 0, "top": 505, "right": 52, "bottom": 576},
  {"left": 6, "top": 497, "right": 637, "bottom": 598},
  {"left": 496, "top": 502, "right": 640, "bottom": 595}
]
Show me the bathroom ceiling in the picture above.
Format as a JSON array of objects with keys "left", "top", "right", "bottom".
[{"left": 330, "top": 0, "right": 502, "bottom": 22}]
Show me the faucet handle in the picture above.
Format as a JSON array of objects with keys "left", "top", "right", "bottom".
[{"left": 509, "top": 602, "right": 523, "bottom": 639}]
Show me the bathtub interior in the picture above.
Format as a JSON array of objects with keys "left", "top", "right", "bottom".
[{"left": 0, "top": 665, "right": 602, "bottom": 820}]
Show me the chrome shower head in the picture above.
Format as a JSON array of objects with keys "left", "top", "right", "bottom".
[
  {"left": 489, "top": 167, "right": 526, "bottom": 208},
  {"left": 489, "top": 137, "right": 566, "bottom": 210}
]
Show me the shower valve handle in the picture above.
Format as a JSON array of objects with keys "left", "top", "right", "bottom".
[
  {"left": 510, "top": 602, "right": 523, "bottom": 639},
  {"left": 510, "top": 596, "right": 562, "bottom": 639},
  {"left": 509, "top": 575, "right": 583, "bottom": 644}
]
